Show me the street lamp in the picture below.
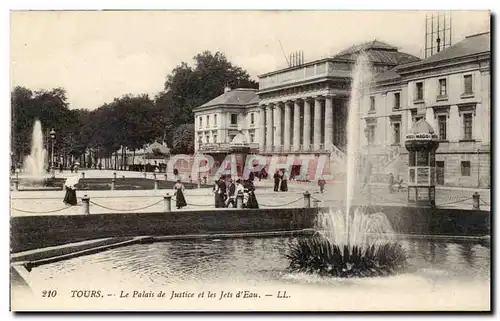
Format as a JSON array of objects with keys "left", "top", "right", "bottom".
[{"left": 50, "top": 128, "right": 56, "bottom": 177}]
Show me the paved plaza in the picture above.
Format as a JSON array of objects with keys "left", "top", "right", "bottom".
[{"left": 10, "top": 170, "right": 490, "bottom": 217}]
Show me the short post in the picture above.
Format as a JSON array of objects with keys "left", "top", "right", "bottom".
[
  {"left": 82, "top": 195, "right": 90, "bottom": 214},
  {"left": 153, "top": 173, "right": 157, "bottom": 180},
  {"left": 197, "top": 179, "right": 201, "bottom": 189},
  {"left": 203, "top": 175, "right": 207, "bottom": 185},
  {"left": 236, "top": 192, "right": 244, "bottom": 209},
  {"left": 189, "top": 175, "right": 192, "bottom": 184},
  {"left": 143, "top": 172, "right": 147, "bottom": 178},
  {"left": 111, "top": 178, "right": 116, "bottom": 190},
  {"left": 154, "top": 179, "right": 159, "bottom": 190},
  {"left": 14, "top": 179, "right": 19, "bottom": 191},
  {"left": 81, "top": 172, "right": 85, "bottom": 179},
  {"left": 113, "top": 172, "right": 117, "bottom": 179},
  {"left": 164, "top": 174, "right": 168, "bottom": 181},
  {"left": 303, "top": 191, "right": 311, "bottom": 208},
  {"left": 472, "top": 192, "right": 480, "bottom": 210},
  {"left": 164, "top": 193, "right": 172, "bottom": 212}
]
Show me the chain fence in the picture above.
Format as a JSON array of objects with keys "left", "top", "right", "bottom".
[
  {"left": 10, "top": 205, "right": 72, "bottom": 214},
  {"left": 89, "top": 199, "right": 163, "bottom": 212}
]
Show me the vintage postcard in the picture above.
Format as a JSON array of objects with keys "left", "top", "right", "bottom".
[{"left": 9, "top": 10, "right": 491, "bottom": 311}]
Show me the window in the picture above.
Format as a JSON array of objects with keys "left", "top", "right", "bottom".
[
  {"left": 438, "top": 78, "right": 447, "bottom": 97},
  {"left": 393, "top": 123, "right": 401, "bottom": 144},
  {"left": 199, "top": 117, "right": 203, "bottom": 128},
  {"left": 415, "top": 82, "right": 424, "bottom": 101},
  {"left": 461, "top": 161, "right": 471, "bottom": 176},
  {"left": 250, "top": 134, "right": 254, "bottom": 143},
  {"left": 205, "top": 135, "right": 210, "bottom": 143},
  {"left": 393, "top": 92, "right": 401, "bottom": 109},
  {"left": 206, "top": 115, "right": 209, "bottom": 127},
  {"left": 463, "top": 113, "right": 473, "bottom": 140},
  {"left": 464, "top": 75, "right": 473, "bottom": 95},
  {"left": 250, "top": 113, "right": 254, "bottom": 124},
  {"left": 369, "top": 96, "right": 375, "bottom": 112},
  {"left": 197, "top": 135, "right": 202, "bottom": 144},
  {"left": 213, "top": 134, "right": 217, "bottom": 143},
  {"left": 230, "top": 114, "right": 238, "bottom": 125},
  {"left": 438, "top": 115, "right": 447, "bottom": 140},
  {"left": 414, "top": 116, "right": 423, "bottom": 125},
  {"left": 214, "top": 115, "right": 217, "bottom": 126}
]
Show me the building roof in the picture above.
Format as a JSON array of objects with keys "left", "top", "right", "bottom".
[
  {"left": 197, "top": 88, "right": 258, "bottom": 109},
  {"left": 398, "top": 32, "right": 490, "bottom": 70},
  {"left": 334, "top": 40, "right": 420, "bottom": 66},
  {"left": 373, "top": 68, "right": 401, "bottom": 83},
  {"left": 337, "top": 40, "right": 398, "bottom": 55},
  {"left": 409, "top": 119, "right": 436, "bottom": 134}
]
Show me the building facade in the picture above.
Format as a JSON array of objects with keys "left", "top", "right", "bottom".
[
  {"left": 193, "top": 33, "right": 491, "bottom": 187},
  {"left": 361, "top": 32, "right": 490, "bottom": 188},
  {"left": 194, "top": 41, "right": 420, "bottom": 178}
]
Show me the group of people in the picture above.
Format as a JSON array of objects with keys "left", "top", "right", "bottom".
[
  {"left": 273, "top": 169, "right": 289, "bottom": 192},
  {"left": 213, "top": 176, "right": 259, "bottom": 209}
]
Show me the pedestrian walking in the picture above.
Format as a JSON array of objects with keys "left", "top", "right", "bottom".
[
  {"left": 318, "top": 177, "right": 326, "bottom": 194},
  {"left": 388, "top": 173, "right": 394, "bottom": 193},
  {"left": 226, "top": 178, "right": 236, "bottom": 208},
  {"left": 280, "top": 170, "right": 289, "bottom": 192},
  {"left": 63, "top": 176, "right": 79, "bottom": 206},
  {"left": 213, "top": 176, "right": 227, "bottom": 208},
  {"left": 174, "top": 179, "right": 187, "bottom": 209}
]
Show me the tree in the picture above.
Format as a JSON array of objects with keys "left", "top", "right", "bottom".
[
  {"left": 156, "top": 51, "right": 258, "bottom": 144},
  {"left": 10, "top": 86, "right": 79, "bottom": 164},
  {"left": 171, "top": 124, "right": 194, "bottom": 154}
]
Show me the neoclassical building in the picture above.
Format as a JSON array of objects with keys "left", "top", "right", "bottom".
[
  {"left": 360, "top": 32, "right": 490, "bottom": 187},
  {"left": 193, "top": 32, "right": 491, "bottom": 187},
  {"left": 194, "top": 40, "right": 419, "bottom": 177}
]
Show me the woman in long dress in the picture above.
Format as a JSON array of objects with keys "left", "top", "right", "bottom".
[
  {"left": 63, "top": 177, "right": 78, "bottom": 206},
  {"left": 280, "top": 170, "right": 288, "bottom": 192},
  {"left": 246, "top": 182, "right": 259, "bottom": 209},
  {"left": 173, "top": 180, "right": 187, "bottom": 209}
]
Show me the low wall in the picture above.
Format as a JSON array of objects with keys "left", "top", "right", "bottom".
[{"left": 10, "top": 206, "right": 490, "bottom": 253}]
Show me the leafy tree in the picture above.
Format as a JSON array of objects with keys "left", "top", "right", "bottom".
[
  {"left": 171, "top": 124, "right": 194, "bottom": 154},
  {"left": 156, "top": 51, "right": 258, "bottom": 146}
]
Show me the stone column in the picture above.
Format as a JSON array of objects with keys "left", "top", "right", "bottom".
[
  {"left": 324, "top": 95, "right": 334, "bottom": 149},
  {"left": 284, "top": 101, "right": 292, "bottom": 151},
  {"left": 303, "top": 99, "right": 311, "bottom": 151},
  {"left": 313, "top": 97, "right": 322, "bottom": 150},
  {"left": 259, "top": 105, "right": 266, "bottom": 152},
  {"left": 293, "top": 100, "right": 301, "bottom": 151},
  {"left": 273, "top": 104, "right": 282, "bottom": 151},
  {"left": 266, "top": 105, "right": 273, "bottom": 152}
]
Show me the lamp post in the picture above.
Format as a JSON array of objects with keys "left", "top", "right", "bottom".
[
  {"left": 50, "top": 128, "right": 56, "bottom": 178},
  {"left": 364, "top": 127, "right": 372, "bottom": 205}
]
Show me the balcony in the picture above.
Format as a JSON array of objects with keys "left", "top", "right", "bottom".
[{"left": 198, "top": 143, "right": 260, "bottom": 153}]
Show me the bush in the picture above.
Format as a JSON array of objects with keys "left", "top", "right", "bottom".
[{"left": 286, "top": 236, "right": 407, "bottom": 278}]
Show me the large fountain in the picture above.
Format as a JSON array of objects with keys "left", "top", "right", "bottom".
[
  {"left": 287, "top": 53, "right": 407, "bottom": 277},
  {"left": 22, "top": 120, "right": 49, "bottom": 182}
]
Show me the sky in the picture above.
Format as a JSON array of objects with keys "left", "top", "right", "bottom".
[{"left": 10, "top": 10, "right": 490, "bottom": 110}]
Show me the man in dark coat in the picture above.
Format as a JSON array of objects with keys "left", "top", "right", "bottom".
[
  {"left": 273, "top": 170, "right": 281, "bottom": 192},
  {"left": 226, "top": 178, "right": 236, "bottom": 208}
]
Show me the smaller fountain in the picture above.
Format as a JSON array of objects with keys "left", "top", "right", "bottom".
[{"left": 22, "top": 120, "right": 49, "bottom": 182}]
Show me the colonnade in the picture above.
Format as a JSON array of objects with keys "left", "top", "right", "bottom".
[{"left": 258, "top": 95, "right": 336, "bottom": 152}]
